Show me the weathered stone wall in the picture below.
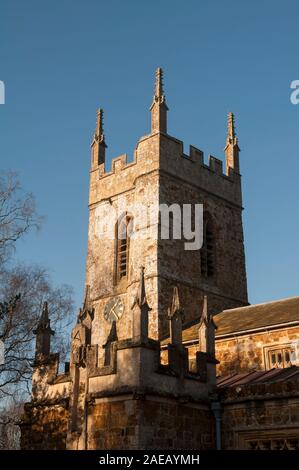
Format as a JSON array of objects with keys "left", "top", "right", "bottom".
[
  {"left": 157, "top": 134, "right": 248, "bottom": 338},
  {"left": 20, "top": 402, "right": 68, "bottom": 450},
  {"left": 21, "top": 384, "right": 299, "bottom": 450},
  {"left": 87, "top": 396, "right": 214, "bottom": 450},
  {"left": 87, "top": 134, "right": 160, "bottom": 348},
  {"left": 177, "top": 326, "right": 299, "bottom": 376},
  {"left": 215, "top": 326, "right": 299, "bottom": 376},
  {"left": 139, "top": 398, "right": 214, "bottom": 450},
  {"left": 221, "top": 380, "right": 299, "bottom": 449},
  {"left": 86, "top": 129, "right": 248, "bottom": 344}
]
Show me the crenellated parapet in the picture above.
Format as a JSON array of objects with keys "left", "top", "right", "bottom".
[
  {"left": 89, "top": 68, "right": 243, "bottom": 210},
  {"left": 89, "top": 132, "right": 242, "bottom": 211},
  {"left": 89, "top": 131, "right": 161, "bottom": 207},
  {"left": 159, "top": 134, "right": 243, "bottom": 208}
]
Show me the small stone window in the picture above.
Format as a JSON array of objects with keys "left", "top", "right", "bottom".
[
  {"left": 201, "top": 215, "right": 215, "bottom": 278},
  {"left": 115, "top": 214, "right": 133, "bottom": 283},
  {"left": 268, "top": 346, "right": 295, "bottom": 368}
]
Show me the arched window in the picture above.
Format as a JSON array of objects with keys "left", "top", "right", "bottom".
[
  {"left": 115, "top": 214, "right": 133, "bottom": 283},
  {"left": 201, "top": 215, "right": 215, "bottom": 278}
]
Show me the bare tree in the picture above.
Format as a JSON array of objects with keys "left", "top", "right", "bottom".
[
  {"left": 0, "top": 171, "right": 75, "bottom": 447},
  {"left": 0, "top": 172, "right": 42, "bottom": 266},
  {"left": 0, "top": 264, "right": 74, "bottom": 404},
  {"left": 0, "top": 401, "right": 22, "bottom": 449}
]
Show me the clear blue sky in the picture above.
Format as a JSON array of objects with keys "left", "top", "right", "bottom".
[{"left": 1, "top": 0, "right": 299, "bottom": 310}]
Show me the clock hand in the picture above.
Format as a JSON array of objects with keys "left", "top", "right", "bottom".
[{"left": 110, "top": 306, "right": 119, "bottom": 320}]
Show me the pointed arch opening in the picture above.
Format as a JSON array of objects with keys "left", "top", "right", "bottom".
[{"left": 115, "top": 213, "right": 133, "bottom": 284}]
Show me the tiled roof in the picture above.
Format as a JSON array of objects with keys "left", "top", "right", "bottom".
[
  {"left": 214, "top": 296, "right": 299, "bottom": 336},
  {"left": 217, "top": 366, "right": 299, "bottom": 388},
  {"left": 176, "top": 296, "right": 299, "bottom": 343}
]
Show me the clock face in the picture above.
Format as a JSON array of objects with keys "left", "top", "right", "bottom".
[{"left": 104, "top": 297, "right": 124, "bottom": 323}]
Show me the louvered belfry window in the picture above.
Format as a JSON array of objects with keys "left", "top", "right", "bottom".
[
  {"left": 116, "top": 215, "right": 133, "bottom": 282},
  {"left": 201, "top": 216, "right": 214, "bottom": 278}
]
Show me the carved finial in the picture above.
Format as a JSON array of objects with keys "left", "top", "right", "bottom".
[
  {"left": 225, "top": 112, "right": 240, "bottom": 175},
  {"left": 91, "top": 108, "right": 107, "bottom": 168},
  {"left": 199, "top": 296, "right": 217, "bottom": 328},
  {"left": 155, "top": 67, "right": 164, "bottom": 99},
  {"left": 150, "top": 67, "right": 168, "bottom": 134},
  {"left": 168, "top": 286, "right": 183, "bottom": 318},
  {"left": 40, "top": 301, "right": 49, "bottom": 327},
  {"left": 96, "top": 108, "right": 106, "bottom": 145},
  {"left": 201, "top": 295, "right": 208, "bottom": 324},
  {"left": 167, "top": 287, "right": 188, "bottom": 375},
  {"left": 77, "top": 285, "right": 94, "bottom": 325},
  {"left": 33, "top": 302, "right": 54, "bottom": 359},
  {"left": 131, "top": 267, "right": 151, "bottom": 341},
  {"left": 198, "top": 296, "right": 217, "bottom": 356},
  {"left": 153, "top": 67, "right": 167, "bottom": 105},
  {"left": 168, "top": 287, "right": 184, "bottom": 346},
  {"left": 133, "top": 266, "right": 147, "bottom": 309},
  {"left": 227, "top": 112, "right": 236, "bottom": 142},
  {"left": 35, "top": 302, "right": 53, "bottom": 333},
  {"left": 83, "top": 285, "right": 91, "bottom": 312}
]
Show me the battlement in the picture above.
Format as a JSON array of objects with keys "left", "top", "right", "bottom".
[
  {"left": 89, "top": 69, "right": 242, "bottom": 209},
  {"left": 159, "top": 133, "right": 242, "bottom": 206},
  {"left": 99, "top": 139, "right": 229, "bottom": 177},
  {"left": 99, "top": 153, "right": 134, "bottom": 177},
  {"left": 89, "top": 131, "right": 242, "bottom": 209},
  {"left": 176, "top": 140, "right": 230, "bottom": 178}
]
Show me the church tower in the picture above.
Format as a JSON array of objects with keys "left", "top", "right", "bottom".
[
  {"left": 86, "top": 68, "right": 248, "bottom": 345},
  {"left": 21, "top": 68, "right": 248, "bottom": 451}
]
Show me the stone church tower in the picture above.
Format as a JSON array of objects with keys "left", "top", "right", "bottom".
[
  {"left": 87, "top": 67, "right": 247, "bottom": 350},
  {"left": 20, "top": 68, "right": 249, "bottom": 450}
]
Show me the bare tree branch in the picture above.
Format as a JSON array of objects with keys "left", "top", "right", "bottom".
[
  {"left": 0, "top": 172, "right": 42, "bottom": 265},
  {"left": 0, "top": 171, "right": 75, "bottom": 448}
]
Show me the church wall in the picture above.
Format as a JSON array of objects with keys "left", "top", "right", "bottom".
[
  {"left": 215, "top": 325, "right": 299, "bottom": 376},
  {"left": 181, "top": 325, "right": 299, "bottom": 376},
  {"left": 87, "top": 397, "right": 214, "bottom": 450},
  {"left": 87, "top": 142, "right": 161, "bottom": 350},
  {"left": 20, "top": 403, "right": 68, "bottom": 450},
  {"left": 221, "top": 381, "right": 299, "bottom": 449},
  {"left": 156, "top": 134, "right": 248, "bottom": 338}
]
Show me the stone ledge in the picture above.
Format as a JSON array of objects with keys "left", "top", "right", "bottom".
[
  {"left": 87, "top": 385, "right": 211, "bottom": 405},
  {"left": 23, "top": 397, "right": 70, "bottom": 410}
]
